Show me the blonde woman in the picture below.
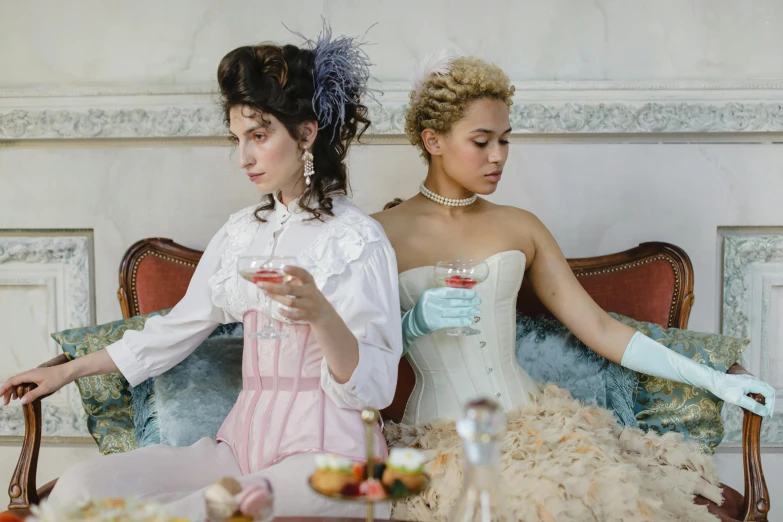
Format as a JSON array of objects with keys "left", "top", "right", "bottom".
[{"left": 373, "top": 53, "right": 775, "bottom": 522}]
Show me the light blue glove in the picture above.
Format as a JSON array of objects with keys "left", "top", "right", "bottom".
[
  {"left": 401, "top": 287, "right": 482, "bottom": 355},
  {"left": 621, "top": 331, "right": 776, "bottom": 418}
]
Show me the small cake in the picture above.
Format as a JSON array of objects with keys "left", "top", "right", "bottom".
[
  {"left": 204, "top": 481, "right": 239, "bottom": 521},
  {"left": 216, "top": 476, "right": 243, "bottom": 496},
  {"left": 26, "top": 498, "right": 173, "bottom": 522},
  {"left": 359, "top": 479, "right": 386, "bottom": 500},
  {"left": 381, "top": 448, "right": 427, "bottom": 491},
  {"left": 353, "top": 458, "right": 385, "bottom": 482},
  {"left": 311, "top": 453, "right": 357, "bottom": 495}
]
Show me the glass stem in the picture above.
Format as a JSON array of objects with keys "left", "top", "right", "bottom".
[
  {"left": 265, "top": 295, "right": 274, "bottom": 331},
  {"left": 260, "top": 287, "right": 273, "bottom": 331}
]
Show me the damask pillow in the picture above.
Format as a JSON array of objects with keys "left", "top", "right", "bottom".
[
  {"left": 51, "top": 309, "right": 171, "bottom": 455},
  {"left": 611, "top": 313, "right": 748, "bottom": 454}
]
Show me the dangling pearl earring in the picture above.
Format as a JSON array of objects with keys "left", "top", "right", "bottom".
[{"left": 302, "top": 148, "right": 314, "bottom": 186}]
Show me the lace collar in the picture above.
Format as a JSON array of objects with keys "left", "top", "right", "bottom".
[{"left": 208, "top": 199, "right": 384, "bottom": 320}]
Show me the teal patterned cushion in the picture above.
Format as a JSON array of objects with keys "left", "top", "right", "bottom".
[
  {"left": 611, "top": 313, "right": 748, "bottom": 454},
  {"left": 50, "top": 309, "right": 171, "bottom": 454}
]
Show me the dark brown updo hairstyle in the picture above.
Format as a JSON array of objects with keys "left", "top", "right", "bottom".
[{"left": 217, "top": 42, "right": 370, "bottom": 221}]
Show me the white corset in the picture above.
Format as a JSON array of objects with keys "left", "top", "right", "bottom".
[{"left": 399, "top": 250, "right": 540, "bottom": 424}]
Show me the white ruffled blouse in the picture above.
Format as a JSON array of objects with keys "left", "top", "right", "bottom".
[{"left": 106, "top": 195, "right": 403, "bottom": 411}]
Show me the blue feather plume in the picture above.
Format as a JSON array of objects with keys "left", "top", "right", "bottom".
[{"left": 288, "top": 20, "right": 377, "bottom": 140}]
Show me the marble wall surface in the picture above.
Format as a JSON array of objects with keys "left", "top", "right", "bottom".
[
  {"left": 4, "top": 142, "right": 783, "bottom": 334},
  {"left": 4, "top": 0, "right": 783, "bottom": 86}
]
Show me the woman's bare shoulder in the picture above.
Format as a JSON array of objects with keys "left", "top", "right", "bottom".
[
  {"left": 486, "top": 202, "right": 545, "bottom": 230},
  {"left": 371, "top": 198, "right": 421, "bottom": 227}
]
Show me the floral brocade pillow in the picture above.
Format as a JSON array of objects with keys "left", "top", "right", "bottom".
[
  {"left": 611, "top": 313, "right": 748, "bottom": 454},
  {"left": 50, "top": 310, "right": 170, "bottom": 454}
]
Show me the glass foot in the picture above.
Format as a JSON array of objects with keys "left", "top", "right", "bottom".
[{"left": 248, "top": 330, "right": 288, "bottom": 340}]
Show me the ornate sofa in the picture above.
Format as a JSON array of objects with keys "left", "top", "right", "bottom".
[{"left": 5, "top": 237, "right": 769, "bottom": 521}]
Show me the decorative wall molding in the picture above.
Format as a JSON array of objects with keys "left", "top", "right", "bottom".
[
  {"left": 0, "top": 233, "right": 94, "bottom": 439},
  {"left": 720, "top": 231, "right": 783, "bottom": 446},
  {"left": 3, "top": 81, "right": 783, "bottom": 139},
  {"left": 0, "top": 236, "right": 93, "bottom": 327},
  {"left": 0, "top": 107, "right": 226, "bottom": 140}
]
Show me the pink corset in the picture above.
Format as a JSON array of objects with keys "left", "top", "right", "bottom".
[{"left": 216, "top": 310, "right": 387, "bottom": 474}]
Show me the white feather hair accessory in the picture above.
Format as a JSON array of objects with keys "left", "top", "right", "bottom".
[{"left": 410, "top": 48, "right": 458, "bottom": 101}]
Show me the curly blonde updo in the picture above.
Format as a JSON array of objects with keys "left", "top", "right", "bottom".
[{"left": 405, "top": 57, "right": 514, "bottom": 161}]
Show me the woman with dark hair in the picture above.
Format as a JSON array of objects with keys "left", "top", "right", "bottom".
[{"left": 1, "top": 27, "right": 401, "bottom": 520}]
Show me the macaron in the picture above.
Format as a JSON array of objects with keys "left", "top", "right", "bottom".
[{"left": 236, "top": 484, "right": 273, "bottom": 517}]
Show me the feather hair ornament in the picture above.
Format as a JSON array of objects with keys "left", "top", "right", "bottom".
[
  {"left": 288, "top": 20, "right": 377, "bottom": 140},
  {"left": 411, "top": 48, "right": 458, "bottom": 101}
]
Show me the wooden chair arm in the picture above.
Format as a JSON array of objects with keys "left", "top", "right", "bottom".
[
  {"left": 726, "top": 362, "right": 770, "bottom": 521},
  {"left": 7, "top": 354, "right": 70, "bottom": 512}
]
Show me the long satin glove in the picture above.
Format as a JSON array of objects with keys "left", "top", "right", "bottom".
[
  {"left": 401, "top": 287, "right": 482, "bottom": 356},
  {"left": 621, "top": 331, "right": 776, "bottom": 418}
]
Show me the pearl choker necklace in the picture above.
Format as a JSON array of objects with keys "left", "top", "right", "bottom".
[{"left": 419, "top": 183, "right": 478, "bottom": 207}]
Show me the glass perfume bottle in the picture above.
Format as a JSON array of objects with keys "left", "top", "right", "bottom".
[{"left": 449, "top": 398, "right": 513, "bottom": 522}]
